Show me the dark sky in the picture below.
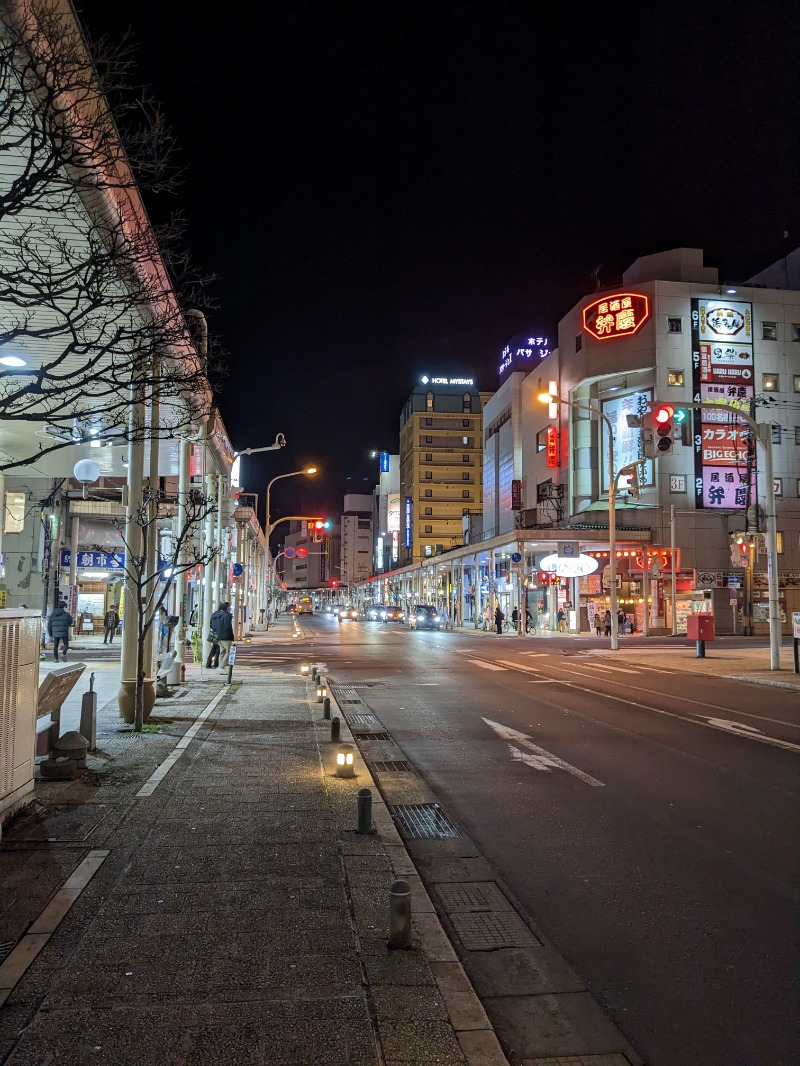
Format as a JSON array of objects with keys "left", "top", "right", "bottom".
[{"left": 75, "top": 0, "right": 800, "bottom": 519}]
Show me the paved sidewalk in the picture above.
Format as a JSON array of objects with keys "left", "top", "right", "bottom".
[{"left": 1, "top": 622, "right": 507, "bottom": 1065}]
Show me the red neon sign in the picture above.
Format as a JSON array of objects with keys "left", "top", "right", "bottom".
[
  {"left": 582, "top": 292, "right": 650, "bottom": 340},
  {"left": 546, "top": 426, "right": 558, "bottom": 468}
]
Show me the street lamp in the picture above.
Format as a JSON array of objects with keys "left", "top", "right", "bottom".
[
  {"left": 538, "top": 392, "right": 620, "bottom": 650},
  {"left": 266, "top": 467, "right": 318, "bottom": 538}
]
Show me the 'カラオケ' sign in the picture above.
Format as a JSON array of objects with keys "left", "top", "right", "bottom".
[{"left": 582, "top": 293, "right": 650, "bottom": 340}]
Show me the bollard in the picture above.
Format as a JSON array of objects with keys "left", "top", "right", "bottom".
[
  {"left": 696, "top": 639, "right": 706, "bottom": 658},
  {"left": 356, "top": 787, "right": 373, "bottom": 833},
  {"left": 79, "top": 672, "right": 97, "bottom": 751},
  {"left": 388, "top": 878, "right": 412, "bottom": 949},
  {"left": 323, "top": 696, "right": 331, "bottom": 720},
  {"left": 330, "top": 716, "right": 340, "bottom": 743},
  {"left": 316, "top": 679, "right": 327, "bottom": 703}
]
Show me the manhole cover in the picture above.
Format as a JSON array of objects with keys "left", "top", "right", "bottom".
[
  {"left": 390, "top": 803, "right": 460, "bottom": 839},
  {"left": 358, "top": 732, "right": 391, "bottom": 741},
  {"left": 449, "top": 910, "right": 539, "bottom": 950},
  {"left": 346, "top": 713, "right": 377, "bottom": 725},
  {"left": 434, "top": 882, "right": 509, "bottom": 912},
  {"left": 369, "top": 760, "right": 413, "bottom": 774}
]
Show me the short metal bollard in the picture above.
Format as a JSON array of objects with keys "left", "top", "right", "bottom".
[
  {"left": 323, "top": 696, "right": 331, "bottom": 719},
  {"left": 356, "top": 787, "right": 372, "bottom": 833},
  {"left": 388, "top": 878, "right": 412, "bottom": 949},
  {"left": 696, "top": 639, "right": 706, "bottom": 658},
  {"left": 330, "top": 716, "right": 340, "bottom": 743}
]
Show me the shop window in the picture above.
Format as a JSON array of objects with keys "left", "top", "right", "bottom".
[
  {"left": 667, "top": 369, "right": 684, "bottom": 386},
  {"left": 762, "top": 374, "right": 779, "bottom": 392},
  {"left": 762, "top": 322, "right": 778, "bottom": 340},
  {"left": 667, "top": 317, "right": 682, "bottom": 333},
  {"left": 4, "top": 492, "right": 25, "bottom": 533}
]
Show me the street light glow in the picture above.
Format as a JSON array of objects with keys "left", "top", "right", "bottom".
[{"left": 305, "top": 466, "right": 317, "bottom": 474}]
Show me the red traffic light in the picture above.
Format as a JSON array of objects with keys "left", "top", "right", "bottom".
[
  {"left": 654, "top": 404, "right": 674, "bottom": 425},
  {"left": 314, "top": 521, "right": 324, "bottom": 529}
]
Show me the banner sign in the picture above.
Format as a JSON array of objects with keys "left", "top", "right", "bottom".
[{"left": 60, "top": 549, "right": 125, "bottom": 570}]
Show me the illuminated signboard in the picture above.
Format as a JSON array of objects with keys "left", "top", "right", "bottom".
[
  {"left": 539, "top": 553, "right": 599, "bottom": 578},
  {"left": 499, "top": 332, "right": 552, "bottom": 377},
  {"left": 546, "top": 426, "right": 558, "bottom": 468},
  {"left": 387, "top": 493, "right": 400, "bottom": 532},
  {"left": 403, "top": 496, "right": 412, "bottom": 549},
  {"left": 582, "top": 293, "right": 650, "bottom": 340},
  {"left": 380, "top": 451, "right": 390, "bottom": 473},
  {"left": 421, "top": 375, "right": 474, "bottom": 386}
]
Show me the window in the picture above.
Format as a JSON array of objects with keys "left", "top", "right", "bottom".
[
  {"left": 775, "top": 531, "right": 783, "bottom": 551},
  {"left": 774, "top": 483, "right": 783, "bottom": 502},
  {"left": 792, "top": 324, "right": 800, "bottom": 342},
  {"left": 462, "top": 489, "right": 470, "bottom": 498},
  {"left": 4, "top": 492, "right": 25, "bottom": 533},
  {"left": 424, "top": 543, "right": 433, "bottom": 554},
  {"left": 575, "top": 334, "right": 582, "bottom": 352},
  {"left": 794, "top": 375, "right": 800, "bottom": 393},
  {"left": 762, "top": 322, "right": 778, "bottom": 340},
  {"left": 462, "top": 419, "right": 471, "bottom": 428},
  {"left": 425, "top": 435, "right": 433, "bottom": 443},
  {"left": 424, "top": 507, "right": 432, "bottom": 516},
  {"left": 426, "top": 392, "right": 434, "bottom": 411},
  {"left": 424, "top": 471, "right": 432, "bottom": 480},
  {"left": 667, "top": 317, "right": 682, "bottom": 333},
  {"left": 536, "top": 429, "right": 548, "bottom": 452},
  {"left": 425, "top": 453, "right": 432, "bottom": 462},
  {"left": 762, "top": 374, "right": 779, "bottom": 392},
  {"left": 462, "top": 454, "right": 469, "bottom": 462},
  {"left": 424, "top": 488, "right": 432, "bottom": 497},
  {"left": 462, "top": 393, "right": 472, "bottom": 412},
  {"left": 667, "top": 369, "right": 684, "bottom": 386},
  {"left": 772, "top": 424, "right": 781, "bottom": 445},
  {"left": 462, "top": 436, "right": 469, "bottom": 445},
  {"left": 462, "top": 472, "right": 470, "bottom": 481},
  {"left": 795, "top": 427, "right": 800, "bottom": 445}
]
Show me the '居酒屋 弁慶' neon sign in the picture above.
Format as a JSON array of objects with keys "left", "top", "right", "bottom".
[{"left": 582, "top": 293, "right": 650, "bottom": 340}]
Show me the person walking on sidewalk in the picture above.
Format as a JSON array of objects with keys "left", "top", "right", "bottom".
[
  {"left": 557, "top": 608, "right": 566, "bottom": 633},
  {"left": 494, "top": 604, "right": 504, "bottom": 635},
  {"left": 103, "top": 603, "right": 119, "bottom": 644},
  {"left": 603, "top": 609, "right": 612, "bottom": 637},
  {"left": 48, "top": 599, "right": 74, "bottom": 662},
  {"left": 208, "top": 600, "right": 234, "bottom": 670},
  {"left": 594, "top": 610, "right": 603, "bottom": 637}
]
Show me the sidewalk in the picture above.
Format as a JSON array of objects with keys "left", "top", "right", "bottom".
[{"left": 1, "top": 618, "right": 507, "bottom": 1065}]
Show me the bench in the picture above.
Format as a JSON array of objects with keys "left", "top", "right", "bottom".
[{"left": 36, "top": 664, "right": 86, "bottom": 756}]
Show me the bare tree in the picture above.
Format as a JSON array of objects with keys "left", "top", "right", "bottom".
[
  {"left": 0, "top": 1, "right": 218, "bottom": 471},
  {"left": 110, "top": 486, "right": 217, "bottom": 732}
]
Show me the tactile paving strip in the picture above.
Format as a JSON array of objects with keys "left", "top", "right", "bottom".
[{"left": 449, "top": 909, "right": 539, "bottom": 950}]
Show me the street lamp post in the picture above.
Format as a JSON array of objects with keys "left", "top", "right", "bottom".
[
  {"left": 539, "top": 393, "right": 619, "bottom": 650},
  {"left": 264, "top": 466, "right": 318, "bottom": 615}
]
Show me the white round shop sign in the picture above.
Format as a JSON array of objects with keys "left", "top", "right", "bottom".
[{"left": 539, "top": 553, "right": 599, "bottom": 578}]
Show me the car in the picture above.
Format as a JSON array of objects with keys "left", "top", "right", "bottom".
[
  {"left": 383, "top": 605, "right": 405, "bottom": 623},
  {"left": 337, "top": 605, "right": 359, "bottom": 621},
  {"left": 366, "top": 604, "right": 386, "bottom": 621},
  {"left": 408, "top": 604, "right": 443, "bottom": 630}
]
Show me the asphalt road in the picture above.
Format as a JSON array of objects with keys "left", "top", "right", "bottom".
[{"left": 264, "top": 616, "right": 800, "bottom": 1066}]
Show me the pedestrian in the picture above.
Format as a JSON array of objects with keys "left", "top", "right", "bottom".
[
  {"left": 481, "top": 604, "right": 490, "bottom": 630},
  {"left": 494, "top": 605, "right": 504, "bottom": 635},
  {"left": 207, "top": 600, "right": 234, "bottom": 671},
  {"left": 594, "top": 610, "right": 603, "bottom": 637},
  {"left": 603, "top": 609, "right": 612, "bottom": 637},
  {"left": 511, "top": 607, "right": 519, "bottom": 629},
  {"left": 103, "top": 603, "right": 119, "bottom": 644},
  {"left": 157, "top": 606, "right": 170, "bottom": 653},
  {"left": 557, "top": 608, "right": 566, "bottom": 633},
  {"left": 525, "top": 607, "right": 533, "bottom": 633},
  {"left": 47, "top": 599, "right": 74, "bottom": 662},
  {"left": 617, "top": 609, "right": 626, "bottom": 635}
]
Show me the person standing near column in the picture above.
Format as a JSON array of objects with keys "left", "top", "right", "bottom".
[
  {"left": 210, "top": 601, "right": 234, "bottom": 672},
  {"left": 103, "top": 603, "right": 119, "bottom": 644}
]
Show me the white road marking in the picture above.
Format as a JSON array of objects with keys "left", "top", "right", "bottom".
[
  {"left": 136, "top": 688, "right": 227, "bottom": 798},
  {"left": 587, "top": 663, "right": 640, "bottom": 675},
  {"left": 483, "top": 717, "right": 605, "bottom": 787},
  {"left": 496, "top": 659, "right": 544, "bottom": 675},
  {"left": 466, "top": 659, "right": 507, "bottom": 671}
]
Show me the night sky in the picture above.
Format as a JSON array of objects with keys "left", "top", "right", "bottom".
[{"left": 75, "top": 0, "right": 799, "bottom": 519}]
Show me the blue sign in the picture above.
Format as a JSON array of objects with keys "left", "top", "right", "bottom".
[
  {"left": 60, "top": 549, "right": 125, "bottom": 570},
  {"left": 380, "top": 451, "right": 390, "bottom": 473},
  {"left": 404, "top": 496, "right": 412, "bottom": 549},
  {"left": 232, "top": 562, "right": 244, "bottom": 577},
  {"left": 511, "top": 552, "right": 522, "bottom": 563},
  {"left": 284, "top": 547, "right": 296, "bottom": 559}
]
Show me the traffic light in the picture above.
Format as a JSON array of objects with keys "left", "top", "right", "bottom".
[
  {"left": 653, "top": 404, "right": 674, "bottom": 455},
  {"left": 730, "top": 535, "right": 749, "bottom": 568}
]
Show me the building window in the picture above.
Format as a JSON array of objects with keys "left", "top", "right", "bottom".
[
  {"left": 775, "top": 530, "right": 783, "bottom": 551},
  {"left": 4, "top": 491, "right": 25, "bottom": 533},
  {"left": 462, "top": 454, "right": 469, "bottom": 462},
  {"left": 762, "top": 374, "right": 779, "bottom": 392},
  {"left": 536, "top": 429, "right": 548, "bottom": 452},
  {"left": 424, "top": 544, "right": 433, "bottom": 555},
  {"left": 762, "top": 322, "right": 778, "bottom": 340},
  {"left": 424, "top": 507, "right": 432, "bottom": 516},
  {"left": 424, "top": 488, "right": 432, "bottom": 497},
  {"left": 575, "top": 334, "right": 582, "bottom": 352},
  {"left": 667, "top": 317, "right": 682, "bottom": 333},
  {"left": 792, "top": 324, "right": 800, "bottom": 342},
  {"left": 462, "top": 393, "right": 472, "bottom": 412},
  {"left": 667, "top": 369, "right": 684, "bottom": 386},
  {"left": 772, "top": 424, "right": 781, "bottom": 445},
  {"left": 462, "top": 436, "right": 469, "bottom": 445},
  {"left": 794, "top": 427, "right": 800, "bottom": 445},
  {"left": 462, "top": 489, "right": 470, "bottom": 498},
  {"left": 426, "top": 392, "right": 434, "bottom": 411},
  {"left": 425, "top": 453, "right": 432, "bottom": 462},
  {"left": 462, "top": 472, "right": 470, "bottom": 481},
  {"left": 463, "top": 419, "right": 471, "bottom": 428},
  {"left": 424, "top": 471, "right": 432, "bottom": 479},
  {"left": 793, "top": 374, "right": 800, "bottom": 393},
  {"left": 425, "top": 435, "right": 433, "bottom": 444}
]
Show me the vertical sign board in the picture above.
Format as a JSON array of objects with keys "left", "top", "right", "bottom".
[
  {"left": 403, "top": 497, "right": 412, "bottom": 549},
  {"left": 511, "top": 480, "right": 522, "bottom": 511},
  {"left": 546, "top": 427, "right": 558, "bottom": 468},
  {"left": 691, "top": 299, "right": 755, "bottom": 509},
  {"left": 600, "top": 390, "right": 653, "bottom": 491}
]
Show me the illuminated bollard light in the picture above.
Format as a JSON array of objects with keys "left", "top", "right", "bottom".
[
  {"left": 299, "top": 662, "right": 310, "bottom": 676},
  {"left": 335, "top": 743, "right": 355, "bottom": 778},
  {"left": 330, "top": 716, "right": 340, "bottom": 743},
  {"left": 356, "top": 787, "right": 373, "bottom": 833},
  {"left": 316, "top": 680, "right": 327, "bottom": 703},
  {"left": 388, "top": 879, "right": 412, "bottom": 949},
  {"left": 323, "top": 696, "right": 331, "bottom": 720}
]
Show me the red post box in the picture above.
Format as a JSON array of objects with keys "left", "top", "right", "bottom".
[{"left": 686, "top": 615, "right": 715, "bottom": 641}]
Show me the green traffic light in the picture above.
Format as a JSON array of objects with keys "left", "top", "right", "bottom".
[{"left": 673, "top": 408, "right": 687, "bottom": 424}]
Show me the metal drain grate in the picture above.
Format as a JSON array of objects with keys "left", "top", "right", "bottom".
[
  {"left": 370, "top": 760, "right": 413, "bottom": 774},
  {"left": 390, "top": 803, "right": 460, "bottom": 839},
  {"left": 449, "top": 910, "right": 538, "bottom": 951},
  {"left": 434, "top": 882, "right": 509, "bottom": 912},
  {"left": 358, "top": 732, "right": 391, "bottom": 741},
  {"left": 346, "top": 713, "right": 377, "bottom": 725},
  {"left": 338, "top": 699, "right": 363, "bottom": 705}
]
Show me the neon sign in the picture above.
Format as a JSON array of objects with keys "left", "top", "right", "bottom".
[
  {"left": 546, "top": 426, "right": 558, "bottom": 468},
  {"left": 499, "top": 334, "right": 551, "bottom": 376},
  {"left": 582, "top": 293, "right": 650, "bottom": 340}
]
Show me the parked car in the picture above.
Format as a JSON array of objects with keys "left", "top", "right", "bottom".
[{"left": 408, "top": 604, "right": 443, "bottom": 630}]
